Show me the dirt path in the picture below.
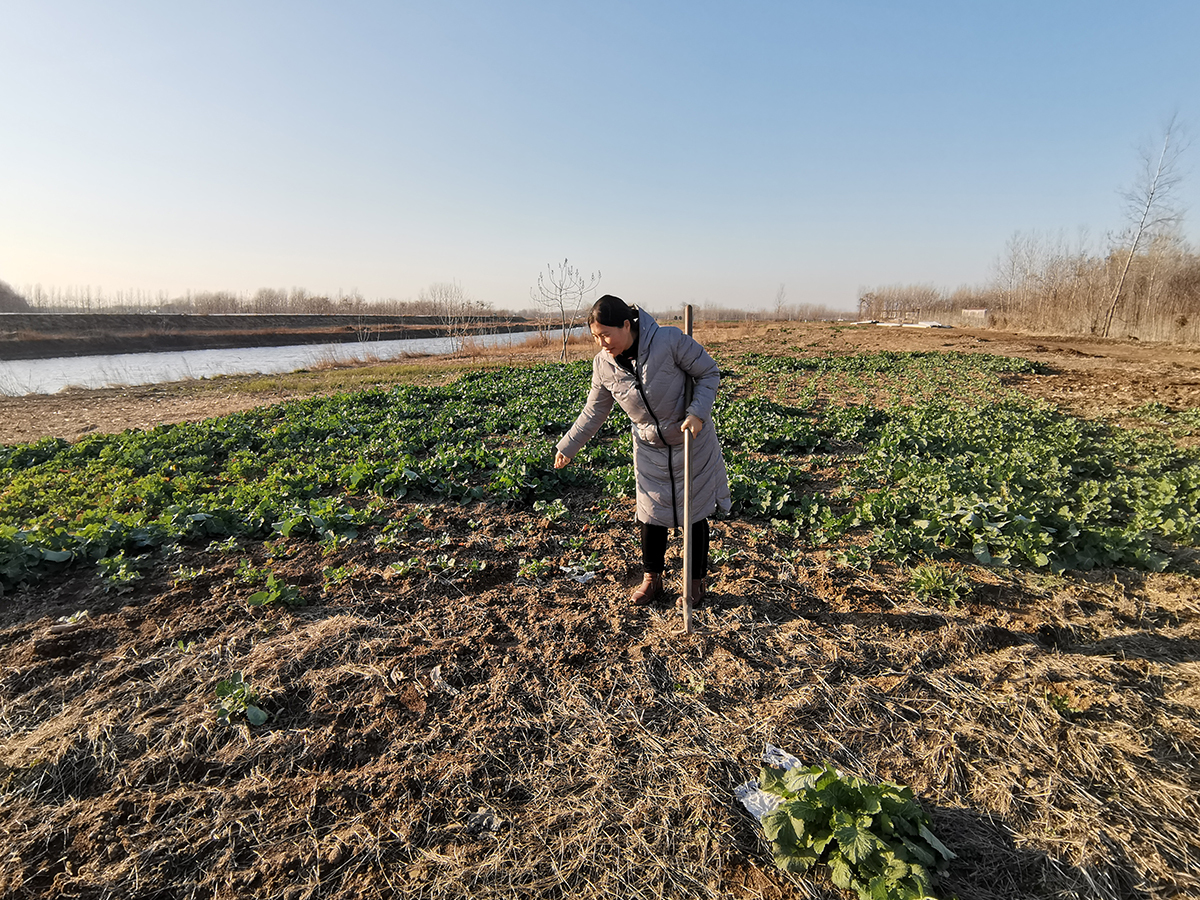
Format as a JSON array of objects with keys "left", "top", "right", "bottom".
[{"left": 0, "top": 384, "right": 297, "bottom": 444}]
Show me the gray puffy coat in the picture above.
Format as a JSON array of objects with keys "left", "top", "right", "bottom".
[{"left": 556, "top": 310, "right": 732, "bottom": 527}]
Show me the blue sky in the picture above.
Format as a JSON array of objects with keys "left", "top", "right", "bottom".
[{"left": 2, "top": 1, "right": 1198, "bottom": 312}]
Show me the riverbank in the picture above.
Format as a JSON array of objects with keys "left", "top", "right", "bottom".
[
  {"left": 0, "top": 333, "right": 594, "bottom": 444},
  {"left": 0, "top": 313, "right": 535, "bottom": 360}
]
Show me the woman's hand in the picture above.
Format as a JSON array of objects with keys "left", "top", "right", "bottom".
[
  {"left": 554, "top": 451, "right": 573, "bottom": 469},
  {"left": 681, "top": 415, "right": 704, "bottom": 437}
]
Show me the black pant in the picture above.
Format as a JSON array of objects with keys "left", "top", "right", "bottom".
[{"left": 641, "top": 519, "right": 710, "bottom": 579}]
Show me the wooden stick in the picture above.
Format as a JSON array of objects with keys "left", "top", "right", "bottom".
[{"left": 681, "top": 304, "right": 694, "bottom": 635}]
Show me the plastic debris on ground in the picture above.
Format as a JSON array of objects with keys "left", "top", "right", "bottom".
[{"left": 733, "top": 745, "right": 804, "bottom": 821}]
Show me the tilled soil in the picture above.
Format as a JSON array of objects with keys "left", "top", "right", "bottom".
[{"left": 1, "top": 323, "right": 1198, "bottom": 900}]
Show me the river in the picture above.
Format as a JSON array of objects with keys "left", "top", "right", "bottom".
[{"left": 0, "top": 328, "right": 580, "bottom": 396}]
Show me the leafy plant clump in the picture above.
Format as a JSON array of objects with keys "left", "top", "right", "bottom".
[
  {"left": 246, "top": 572, "right": 304, "bottom": 607},
  {"left": 97, "top": 550, "right": 145, "bottom": 592},
  {"left": 214, "top": 672, "right": 269, "bottom": 726},
  {"left": 759, "top": 762, "right": 954, "bottom": 900},
  {"left": 907, "top": 561, "right": 971, "bottom": 607}
]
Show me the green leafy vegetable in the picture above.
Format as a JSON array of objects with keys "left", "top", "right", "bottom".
[
  {"left": 0, "top": 353, "right": 1195, "bottom": 591},
  {"left": 214, "top": 672, "right": 269, "bottom": 726},
  {"left": 758, "top": 762, "right": 954, "bottom": 900}
]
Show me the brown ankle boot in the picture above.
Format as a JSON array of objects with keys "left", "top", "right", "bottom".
[
  {"left": 690, "top": 578, "right": 706, "bottom": 609},
  {"left": 630, "top": 573, "right": 663, "bottom": 606}
]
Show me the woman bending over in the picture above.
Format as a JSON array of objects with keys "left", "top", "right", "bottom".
[{"left": 554, "top": 295, "right": 731, "bottom": 606}]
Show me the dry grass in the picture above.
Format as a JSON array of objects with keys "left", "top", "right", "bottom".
[{"left": 1, "top": 510, "right": 1197, "bottom": 900}]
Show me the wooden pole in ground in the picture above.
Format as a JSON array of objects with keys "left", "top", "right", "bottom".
[{"left": 681, "top": 304, "right": 695, "bottom": 635}]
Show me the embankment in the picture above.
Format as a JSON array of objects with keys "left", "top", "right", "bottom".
[{"left": 0, "top": 313, "right": 537, "bottom": 360}]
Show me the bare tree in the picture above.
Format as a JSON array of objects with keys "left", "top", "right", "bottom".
[
  {"left": 1102, "top": 113, "right": 1189, "bottom": 337},
  {"left": 774, "top": 283, "right": 787, "bottom": 320},
  {"left": 193, "top": 291, "right": 243, "bottom": 313},
  {"left": 420, "top": 281, "right": 492, "bottom": 353},
  {"left": 531, "top": 259, "right": 601, "bottom": 361},
  {"left": 857, "top": 283, "right": 945, "bottom": 323},
  {"left": 993, "top": 231, "right": 1039, "bottom": 316},
  {"left": 252, "top": 288, "right": 287, "bottom": 313}
]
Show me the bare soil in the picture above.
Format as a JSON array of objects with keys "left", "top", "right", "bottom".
[{"left": 1, "top": 323, "right": 1197, "bottom": 900}]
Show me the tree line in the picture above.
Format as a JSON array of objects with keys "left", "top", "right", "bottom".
[
  {"left": 859, "top": 234, "right": 1200, "bottom": 341},
  {"left": 860, "top": 115, "right": 1199, "bottom": 342},
  {"left": 3, "top": 266, "right": 848, "bottom": 330},
  {"left": 3, "top": 284, "right": 466, "bottom": 317}
]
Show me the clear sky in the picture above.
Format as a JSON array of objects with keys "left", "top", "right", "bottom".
[{"left": 2, "top": 1, "right": 1199, "bottom": 312}]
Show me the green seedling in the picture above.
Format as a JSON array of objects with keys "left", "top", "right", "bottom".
[
  {"left": 264, "top": 539, "right": 298, "bottom": 559},
  {"left": 235, "top": 558, "right": 269, "bottom": 583},
  {"left": 907, "top": 562, "right": 971, "bottom": 608},
  {"left": 172, "top": 564, "right": 206, "bottom": 584},
  {"left": 246, "top": 572, "right": 304, "bottom": 607},
  {"left": 319, "top": 531, "right": 350, "bottom": 555},
  {"left": 517, "top": 557, "right": 552, "bottom": 581},
  {"left": 388, "top": 557, "right": 422, "bottom": 577},
  {"left": 1046, "top": 689, "right": 1084, "bottom": 720},
  {"left": 97, "top": 551, "right": 144, "bottom": 592},
  {"left": 833, "top": 546, "right": 872, "bottom": 571},
  {"left": 533, "top": 498, "right": 570, "bottom": 522},
  {"left": 321, "top": 564, "right": 355, "bottom": 593},
  {"left": 215, "top": 672, "right": 268, "bottom": 726},
  {"left": 207, "top": 536, "right": 241, "bottom": 555}
]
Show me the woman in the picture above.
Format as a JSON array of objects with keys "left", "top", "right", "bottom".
[{"left": 554, "top": 295, "right": 731, "bottom": 607}]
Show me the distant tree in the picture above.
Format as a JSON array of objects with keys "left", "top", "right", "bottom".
[
  {"left": 857, "top": 283, "right": 945, "bottom": 323},
  {"left": 0, "top": 280, "right": 31, "bottom": 312},
  {"left": 1102, "top": 113, "right": 1189, "bottom": 337},
  {"left": 288, "top": 288, "right": 333, "bottom": 314},
  {"left": 192, "top": 291, "right": 243, "bottom": 314},
  {"left": 531, "top": 259, "right": 601, "bottom": 361},
  {"left": 252, "top": 288, "right": 288, "bottom": 313},
  {"left": 774, "top": 284, "right": 787, "bottom": 320}
]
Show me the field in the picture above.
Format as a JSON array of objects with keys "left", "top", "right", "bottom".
[{"left": 1, "top": 323, "right": 1198, "bottom": 900}]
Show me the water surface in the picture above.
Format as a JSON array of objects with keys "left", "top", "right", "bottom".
[{"left": 0, "top": 329, "right": 577, "bottom": 396}]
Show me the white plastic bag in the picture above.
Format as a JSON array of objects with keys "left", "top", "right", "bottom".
[{"left": 733, "top": 745, "right": 804, "bottom": 820}]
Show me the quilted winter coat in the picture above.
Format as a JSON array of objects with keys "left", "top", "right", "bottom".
[{"left": 556, "top": 310, "right": 732, "bottom": 527}]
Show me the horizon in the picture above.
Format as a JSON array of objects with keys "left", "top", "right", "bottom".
[{"left": 2, "top": 2, "right": 1198, "bottom": 312}]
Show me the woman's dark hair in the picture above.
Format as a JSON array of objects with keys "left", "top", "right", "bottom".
[{"left": 588, "top": 294, "right": 636, "bottom": 328}]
